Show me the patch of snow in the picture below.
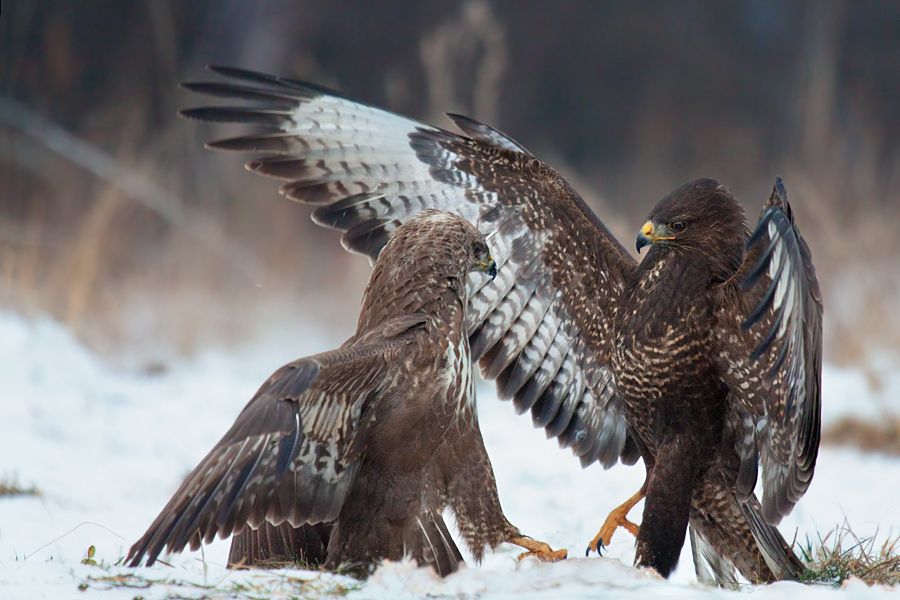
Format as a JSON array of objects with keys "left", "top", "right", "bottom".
[
  {"left": 0, "top": 312, "right": 897, "bottom": 598},
  {"left": 820, "top": 362, "right": 900, "bottom": 423}
]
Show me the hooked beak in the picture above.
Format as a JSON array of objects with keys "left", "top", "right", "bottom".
[
  {"left": 477, "top": 256, "right": 498, "bottom": 281},
  {"left": 635, "top": 220, "right": 674, "bottom": 253},
  {"left": 636, "top": 221, "right": 653, "bottom": 253}
]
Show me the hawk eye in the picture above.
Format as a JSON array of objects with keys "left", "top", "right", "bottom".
[
  {"left": 671, "top": 221, "right": 686, "bottom": 232},
  {"left": 472, "top": 241, "right": 488, "bottom": 257}
]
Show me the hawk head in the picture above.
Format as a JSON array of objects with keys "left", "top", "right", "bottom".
[
  {"left": 636, "top": 178, "right": 748, "bottom": 281},
  {"left": 361, "top": 210, "right": 497, "bottom": 316},
  {"left": 395, "top": 209, "right": 497, "bottom": 280}
]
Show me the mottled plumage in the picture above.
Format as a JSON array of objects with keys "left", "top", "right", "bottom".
[
  {"left": 127, "top": 211, "right": 564, "bottom": 575},
  {"left": 180, "top": 68, "right": 822, "bottom": 584}
]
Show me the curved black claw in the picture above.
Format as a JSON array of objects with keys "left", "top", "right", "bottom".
[{"left": 585, "top": 543, "right": 604, "bottom": 557}]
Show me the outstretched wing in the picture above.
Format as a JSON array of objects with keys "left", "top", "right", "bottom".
[
  {"left": 182, "top": 67, "right": 639, "bottom": 468},
  {"left": 126, "top": 315, "right": 424, "bottom": 566},
  {"left": 713, "top": 178, "right": 823, "bottom": 524}
]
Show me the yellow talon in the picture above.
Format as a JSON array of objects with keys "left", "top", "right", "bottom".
[
  {"left": 510, "top": 536, "right": 568, "bottom": 562},
  {"left": 586, "top": 486, "right": 645, "bottom": 555}
]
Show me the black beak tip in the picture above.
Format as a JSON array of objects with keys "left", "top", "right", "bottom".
[
  {"left": 635, "top": 235, "right": 650, "bottom": 254},
  {"left": 488, "top": 263, "right": 498, "bottom": 280}
]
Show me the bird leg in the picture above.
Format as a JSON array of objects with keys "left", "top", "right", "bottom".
[
  {"left": 585, "top": 483, "right": 646, "bottom": 556},
  {"left": 509, "top": 536, "right": 568, "bottom": 562}
]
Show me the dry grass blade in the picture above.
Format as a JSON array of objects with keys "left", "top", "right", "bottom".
[
  {"left": 0, "top": 475, "right": 41, "bottom": 498},
  {"left": 81, "top": 569, "right": 362, "bottom": 598},
  {"left": 799, "top": 521, "right": 900, "bottom": 587}
]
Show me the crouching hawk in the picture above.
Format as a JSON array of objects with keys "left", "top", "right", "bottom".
[{"left": 126, "top": 210, "right": 566, "bottom": 575}]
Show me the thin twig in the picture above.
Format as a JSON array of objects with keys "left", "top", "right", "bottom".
[{"left": 25, "top": 521, "right": 124, "bottom": 560}]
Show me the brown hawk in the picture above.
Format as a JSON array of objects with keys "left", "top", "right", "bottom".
[
  {"left": 180, "top": 67, "right": 821, "bottom": 584},
  {"left": 126, "top": 210, "right": 566, "bottom": 575}
]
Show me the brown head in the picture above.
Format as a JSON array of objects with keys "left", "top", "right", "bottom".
[
  {"left": 358, "top": 210, "right": 496, "bottom": 329},
  {"left": 635, "top": 178, "right": 748, "bottom": 282}
]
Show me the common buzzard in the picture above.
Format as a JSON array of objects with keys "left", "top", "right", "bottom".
[
  {"left": 181, "top": 67, "right": 821, "bottom": 584},
  {"left": 126, "top": 210, "right": 567, "bottom": 575}
]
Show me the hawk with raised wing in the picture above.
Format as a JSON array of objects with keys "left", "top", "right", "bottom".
[
  {"left": 181, "top": 67, "right": 821, "bottom": 584},
  {"left": 127, "top": 210, "right": 566, "bottom": 575}
]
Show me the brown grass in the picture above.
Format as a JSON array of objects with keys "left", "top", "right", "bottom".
[
  {"left": 0, "top": 475, "right": 41, "bottom": 498},
  {"left": 800, "top": 523, "right": 900, "bottom": 587},
  {"left": 823, "top": 417, "right": 900, "bottom": 456}
]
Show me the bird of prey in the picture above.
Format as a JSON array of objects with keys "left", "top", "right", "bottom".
[
  {"left": 180, "top": 67, "right": 821, "bottom": 584},
  {"left": 126, "top": 210, "right": 567, "bottom": 575}
]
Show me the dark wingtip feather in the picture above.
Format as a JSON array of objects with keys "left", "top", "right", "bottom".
[
  {"left": 180, "top": 106, "right": 290, "bottom": 127},
  {"left": 530, "top": 386, "right": 564, "bottom": 428},
  {"left": 749, "top": 307, "right": 782, "bottom": 360},
  {"left": 741, "top": 236, "right": 776, "bottom": 292},
  {"left": 444, "top": 112, "right": 532, "bottom": 155},
  {"left": 619, "top": 434, "right": 641, "bottom": 466},
  {"left": 479, "top": 341, "right": 510, "bottom": 381},
  {"left": 206, "top": 133, "right": 295, "bottom": 153},
  {"left": 513, "top": 373, "right": 554, "bottom": 415},
  {"left": 545, "top": 394, "right": 577, "bottom": 438},
  {"left": 208, "top": 65, "right": 277, "bottom": 81},
  {"left": 206, "top": 66, "right": 356, "bottom": 104},
  {"left": 206, "top": 65, "right": 300, "bottom": 89},
  {"left": 341, "top": 218, "right": 399, "bottom": 259},
  {"left": 280, "top": 179, "right": 353, "bottom": 205},
  {"left": 741, "top": 273, "right": 777, "bottom": 329},
  {"left": 774, "top": 176, "right": 786, "bottom": 199},
  {"left": 180, "top": 81, "right": 302, "bottom": 108},
  {"left": 311, "top": 193, "right": 386, "bottom": 231},
  {"left": 768, "top": 176, "right": 788, "bottom": 209},
  {"left": 745, "top": 207, "right": 775, "bottom": 250},
  {"left": 247, "top": 156, "right": 317, "bottom": 180}
]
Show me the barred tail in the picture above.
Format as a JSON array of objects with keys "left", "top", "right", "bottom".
[{"left": 228, "top": 522, "right": 331, "bottom": 569}]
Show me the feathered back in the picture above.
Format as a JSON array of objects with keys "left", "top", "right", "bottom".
[{"left": 358, "top": 210, "right": 487, "bottom": 332}]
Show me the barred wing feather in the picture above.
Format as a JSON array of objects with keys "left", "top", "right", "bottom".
[{"left": 126, "top": 318, "right": 419, "bottom": 566}]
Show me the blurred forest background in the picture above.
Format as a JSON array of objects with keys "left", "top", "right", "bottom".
[{"left": 0, "top": 0, "right": 897, "bottom": 368}]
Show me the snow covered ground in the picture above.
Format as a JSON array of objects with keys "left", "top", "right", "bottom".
[{"left": 1, "top": 312, "right": 898, "bottom": 599}]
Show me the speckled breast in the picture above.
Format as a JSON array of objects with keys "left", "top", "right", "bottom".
[{"left": 611, "top": 266, "right": 722, "bottom": 452}]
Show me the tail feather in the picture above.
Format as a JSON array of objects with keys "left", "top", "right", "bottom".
[
  {"left": 739, "top": 496, "right": 805, "bottom": 580},
  {"left": 690, "top": 470, "right": 804, "bottom": 585},
  {"left": 689, "top": 526, "right": 739, "bottom": 589},
  {"left": 228, "top": 522, "right": 331, "bottom": 569},
  {"left": 409, "top": 511, "right": 465, "bottom": 577}
]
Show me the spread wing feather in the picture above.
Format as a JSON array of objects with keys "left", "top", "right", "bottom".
[
  {"left": 126, "top": 315, "right": 423, "bottom": 566},
  {"left": 713, "top": 178, "right": 823, "bottom": 524},
  {"left": 183, "top": 66, "right": 639, "bottom": 468}
]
